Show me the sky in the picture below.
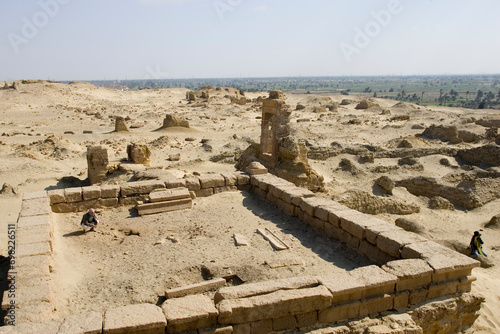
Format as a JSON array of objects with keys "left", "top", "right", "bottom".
[{"left": 0, "top": 0, "right": 499, "bottom": 81}]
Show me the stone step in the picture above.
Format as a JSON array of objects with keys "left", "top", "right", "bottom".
[
  {"left": 137, "top": 198, "right": 192, "bottom": 215},
  {"left": 149, "top": 188, "right": 190, "bottom": 203}
]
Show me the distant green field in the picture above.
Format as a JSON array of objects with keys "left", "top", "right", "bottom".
[{"left": 89, "top": 74, "right": 500, "bottom": 110}]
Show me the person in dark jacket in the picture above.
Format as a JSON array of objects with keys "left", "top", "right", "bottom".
[
  {"left": 470, "top": 231, "right": 487, "bottom": 258},
  {"left": 81, "top": 208, "right": 99, "bottom": 232}
]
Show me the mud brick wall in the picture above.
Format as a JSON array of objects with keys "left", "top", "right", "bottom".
[{"left": 47, "top": 172, "right": 251, "bottom": 213}]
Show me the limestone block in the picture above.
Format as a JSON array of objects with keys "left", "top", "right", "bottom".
[
  {"left": 119, "top": 195, "right": 148, "bottom": 206},
  {"left": 196, "top": 188, "right": 214, "bottom": 197},
  {"left": 64, "top": 187, "right": 83, "bottom": 203},
  {"left": 121, "top": 180, "right": 165, "bottom": 196},
  {"left": 393, "top": 291, "right": 410, "bottom": 309},
  {"left": 199, "top": 326, "right": 233, "bottom": 334},
  {"left": 409, "top": 288, "right": 428, "bottom": 306},
  {"left": 296, "top": 311, "right": 318, "bottom": 329},
  {"left": 103, "top": 303, "right": 166, "bottom": 334},
  {"left": 318, "top": 272, "right": 365, "bottom": 304},
  {"left": 349, "top": 265, "right": 397, "bottom": 299},
  {"left": 318, "top": 300, "right": 361, "bottom": 324},
  {"left": 235, "top": 172, "right": 250, "bottom": 186},
  {"left": 51, "top": 202, "right": 82, "bottom": 213},
  {"left": 18, "top": 241, "right": 52, "bottom": 257},
  {"left": 324, "top": 223, "right": 342, "bottom": 241},
  {"left": 457, "top": 276, "right": 476, "bottom": 293},
  {"left": 358, "top": 240, "right": 395, "bottom": 265},
  {"left": 162, "top": 295, "right": 218, "bottom": 333},
  {"left": 20, "top": 197, "right": 51, "bottom": 217},
  {"left": 101, "top": 185, "right": 121, "bottom": 198},
  {"left": 47, "top": 189, "right": 65, "bottom": 204},
  {"left": 338, "top": 211, "right": 388, "bottom": 240},
  {"left": 359, "top": 294, "right": 394, "bottom": 317},
  {"left": 16, "top": 254, "right": 53, "bottom": 278},
  {"left": 315, "top": 202, "right": 351, "bottom": 222},
  {"left": 166, "top": 278, "right": 226, "bottom": 299},
  {"left": 59, "top": 311, "right": 103, "bottom": 334},
  {"left": 149, "top": 188, "right": 190, "bottom": 202},
  {"left": 82, "top": 186, "right": 101, "bottom": 200},
  {"left": 137, "top": 198, "right": 192, "bottom": 215},
  {"left": 302, "top": 213, "right": 325, "bottom": 232},
  {"left": 276, "top": 199, "right": 297, "bottom": 217},
  {"left": 250, "top": 319, "right": 272, "bottom": 334},
  {"left": 17, "top": 228, "right": 52, "bottom": 246},
  {"left": 221, "top": 173, "right": 238, "bottom": 186},
  {"left": 427, "top": 281, "right": 458, "bottom": 300},
  {"left": 233, "top": 323, "right": 250, "bottom": 334},
  {"left": 298, "top": 197, "right": 332, "bottom": 217},
  {"left": 22, "top": 191, "right": 47, "bottom": 200},
  {"left": 246, "top": 162, "right": 268, "bottom": 175},
  {"left": 217, "top": 285, "right": 332, "bottom": 324},
  {"left": 199, "top": 174, "right": 226, "bottom": 189},
  {"left": 17, "top": 214, "right": 51, "bottom": 230},
  {"left": 401, "top": 241, "right": 451, "bottom": 259},
  {"left": 214, "top": 186, "right": 238, "bottom": 194},
  {"left": 16, "top": 281, "right": 55, "bottom": 308},
  {"left": 6, "top": 319, "right": 63, "bottom": 334},
  {"left": 281, "top": 187, "right": 315, "bottom": 205},
  {"left": 377, "top": 230, "right": 427, "bottom": 259},
  {"left": 272, "top": 315, "right": 298, "bottom": 332},
  {"left": 164, "top": 178, "right": 187, "bottom": 189},
  {"left": 365, "top": 224, "right": 402, "bottom": 246},
  {"left": 382, "top": 259, "right": 433, "bottom": 291},
  {"left": 99, "top": 198, "right": 119, "bottom": 207},
  {"left": 185, "top": 177, "right": 201, "bottom": 191},
  {"left": 253, "top": 188, "right": 266, "bottom": 200},
  {"left": 17, "top": 223, "right": 52, "bottom": 240},
  {"left": 215, "top": 276, "right": 319, "bottom": 303},
  {"left": 341, "top": 231, "right": 360, "bottom": 250}
]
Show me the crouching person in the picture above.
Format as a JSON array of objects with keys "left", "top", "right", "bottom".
[{"left": 81, "top": 208, "right": 99, "bottom": 232}]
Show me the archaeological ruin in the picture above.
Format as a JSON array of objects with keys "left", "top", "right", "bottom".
[{"left": 2, "top": 91, "right": 484, "bottom": 334}]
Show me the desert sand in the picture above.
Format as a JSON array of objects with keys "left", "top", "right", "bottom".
[{"left": 0, "top": 80, "right": 499, "bottom": 332}]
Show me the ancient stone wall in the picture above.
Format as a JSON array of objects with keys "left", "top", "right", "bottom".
[
  {"left": 5, "top": 172, "right": 481, "bottom": 333},
  {"left": 86, "top": 146, "right": 109, "bottom": 185}
]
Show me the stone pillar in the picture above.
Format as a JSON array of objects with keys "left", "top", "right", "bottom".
[
  {"left": 259, "top": 90, "right": 291, "bottom": 166},
  {"left": 115, "top": 116, "right": 129, "bottom": 132},
  {"left": 127, "top": 143, "right": 151, "bottom": 166},
  {"left": 87, "top": 146, "right": 109, "bottom": 184}
]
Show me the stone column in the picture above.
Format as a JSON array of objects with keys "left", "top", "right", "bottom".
[{"left": 87, "top": 146, "right": 109, "bottom": 184}]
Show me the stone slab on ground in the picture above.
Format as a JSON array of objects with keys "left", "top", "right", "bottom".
[
  {"left": 58, "top": 311, "right": 103, "bottom": 334},
  {"left": 20, "top": 197, "right": 51, "bottom": 217},
  {"left": 165, "top": 278, "right": 227, "bottom": 299},
  {"left": 17, "top": 214, "right": 52, "bottom": 230},
  {"left": 103, "top": 303, "right": 166, "bottom": 334},
  {"left": 149, "top": 188, "right": 190, "bottom": 203},
  {"left": 120, "top": 180, "right": 165, "bottom": 197}
]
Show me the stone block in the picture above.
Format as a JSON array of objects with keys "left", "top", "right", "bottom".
[
  {"left": 338, "top": 211, "right": 388, "bottom": 240},
  {"left": 215, "top": 276, "right": 318, "bottom": 303},
  {"left": 17, "top": 228, "right": 52, "bottom": 247},
  {"left": 358, "top": 240, "right": 389, "bottom": 264},
  {"left": 296, "top": 311, "right": 318, "bottom": 329},
  {"left": 253, "top": 188, "right": 266, "bottom": 200},
  {"left": 101, "top": 185, "right": 121, "bottom": 198},
  {"left": 51, "top": 202, "right": 81, "bottom": 213},
  {"left": 250, "top": 319, "right": 272, "bottom": 334},
  {"left": 5, "top": 319, "right": 63, "bottom": 334},
  {"left": 235, "top": 172, "right": 250, "bottom": 186},
  {"left": 162, "top": 295, "right": 218, "bottom": 333},
  {"left": 15, "top": 281, "right": 55, "bottom": 308},
  {"left": 349, "top": 265, "right": 397, "bottom": 299},
  {"left": 365, "top": 224, "right": 401, "bottom": 246},
  {"left": 281, "top": 187, "right": 315, "bottom": 205},
  {"left": 221, "top": 173, "right": 238, "bottom": 186},
  {"left": 137, "top": 198, "right": 192, "bottom": 215},
  {"left": 341, "top": 231, "right": 360, "bottom": 250},
  {"left": 214, "top": 186, "right": 238, "bottom": 194},
  {"left": 298, "top": 197, "right": 332, "bottom": 217},
  {"left": 196, "top": 188, "right": 214, "bottom": 197},
  {"left": 166, "top": 278, "right": 226, "bottom": 299},
  {"left": 393, "top": 291, "right": 410, "bottom": 309},
  {"left": 382, "top": 259, "right": 433, "bottom": 291},
  {"left": 22, "top": 191, "right": 48, "bottom": 200},
  {"left": 199, "top": 174, "right": 226, "bottom": 189},
  {"left": 47, "top": 189, "right": 66, "bottom": 204},
  {"left": 199, "top": 326, "right": 233, "bottom": 334},
  {"left": 121, "top": 180, "right": 165, "bottom": 196},
  {"left": 409, "top": 288, "right": 428, "bottom": 306},
  {"left": 103, "top": 303, "right": 166, "bottom": 334},
  {"left": 377, "top": 230, "right": 427, "bottom": 259},
  {"left": 233, "top": 323, "right": 250, "bottom": 334},
  {"left": 272, "top": 315, "right": 298, "bottom": 332},
  {"left": 319, "top": 272, "right": 365, "bottom": 304},
  {"left": 301, "top": 213, "right": 325, "bottom": 232},
  {"left": 17, "top": 214, "right": 51, "bottom": 230},
  {"left": 276, "top": 199, "right": 297, "bottom": 217},
  {"left": 457, "top": 276, "right": 476, "bottom": 293},
  {"left": 82, "top": 186, "right": 101, "bottom": 200},
  {"left": 427, "top": 281, "right": 458, "bottom": 300},
  {"left": 164, "top": 178, "right": 187, "bottom": 189},
  {"left": 59, "top": 311, "right": 103, "bottom": 334},
  {"left": 99, "top": 198, "right": 119, "bottom": 207},
  {"left": 20, "top": 197, "right": 51, "bottom": 217},
  {"left": 64, "top": 187, "right": 83, "bottom": 203},
  {"left": 120, "top": 196, "right": 147, "bottom": 206},
  {"left": 17, "top": 241, "right": 52, "bottom": 257},
  {"left": 149, "top": 188, "right": 190, "bottom": 202},
  {"left": 324, "top": 223, "right": 342, "bottom": 241},
  {"left": 16, "top": 254, "right": 53, "bottom": 277},
  {"left": 185, "top": 177, "right": 201, "bottom": 191},
  {"left": 358, "top": 295, "right": 394, "bottom": 317},
  {"left": 318, "top": 301, "right": 361, "bottom": 324},
  {"left": 218, "top": 285, "right": 332, "bottom": 324}
]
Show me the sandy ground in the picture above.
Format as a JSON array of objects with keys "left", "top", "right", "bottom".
[{"left": 0, "top": 81, "right": 499, "bottom": 332}]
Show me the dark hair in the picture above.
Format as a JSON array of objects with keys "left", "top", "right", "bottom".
[{"left": 474, "top": 231, "right": 481, "bottom": 236}]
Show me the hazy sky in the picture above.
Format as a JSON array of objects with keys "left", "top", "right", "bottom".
[{"left": 1, "top": 0, "right": 499, "bottom": 81}]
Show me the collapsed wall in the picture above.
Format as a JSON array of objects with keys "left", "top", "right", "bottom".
[{"left": 4, "top": 169, "right": 482, "bottom": 333}]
